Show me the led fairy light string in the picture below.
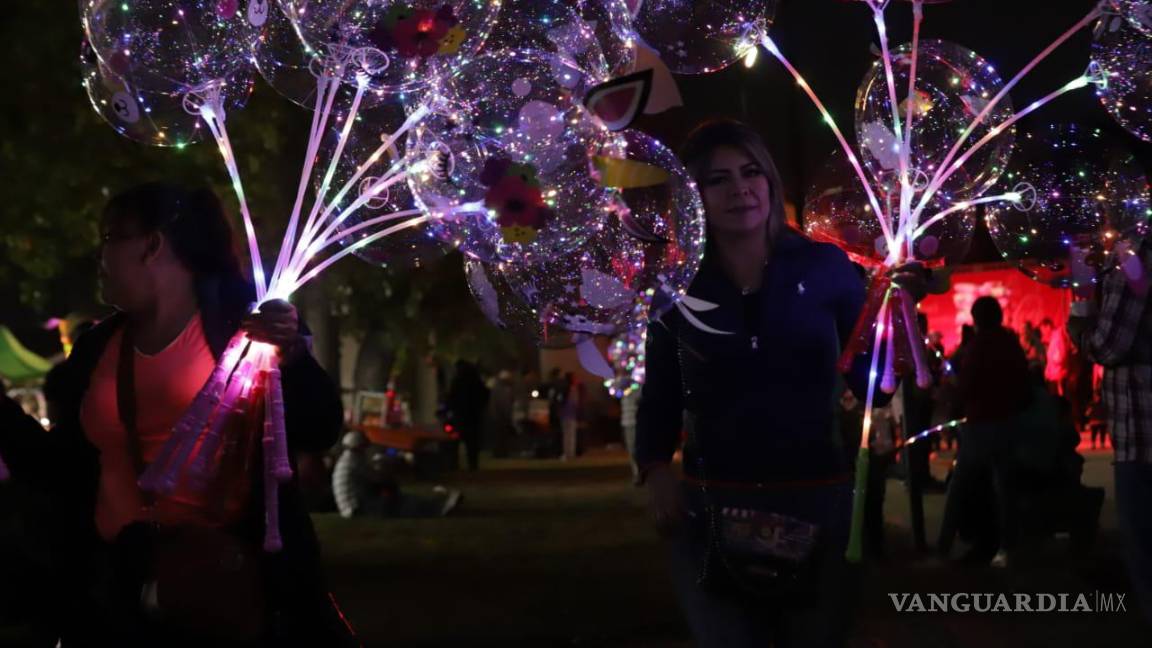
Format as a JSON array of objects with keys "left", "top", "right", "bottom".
[{"left": 909, "top": 2, "right": 1106, "bottom": 225}]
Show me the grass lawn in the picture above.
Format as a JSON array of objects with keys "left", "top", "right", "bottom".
[{"left": 317, "top": 449, "right": 1149, "bottom": 647}]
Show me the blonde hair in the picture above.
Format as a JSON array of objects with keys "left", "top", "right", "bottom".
[{"left": 679, "top": 120, "right": 789, "bottom": 252}]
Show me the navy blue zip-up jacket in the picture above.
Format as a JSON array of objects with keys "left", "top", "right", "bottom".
[
  {"left": 0, "top": 274, "right": 352, "bottom": 645},
  {"left": 635, "top": 230, "right": 888, "bottom": 483}
]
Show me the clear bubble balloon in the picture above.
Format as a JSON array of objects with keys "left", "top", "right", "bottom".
[
  {"left": 593, "top": 129, "right": 706, "bottom": 319},
  {"left": 804, "top": 150, "right": 976, "bottom": 268},
  {"left": 1093, "top": 13, "right": 1152, "bottom": 144},
  {"left": 480, "top": 0, "right": 614, "bottom": 94},
  {"left": 83, "top": 0, "right": 265, "bottom": 92},
  {"left": 633, "top": 0, "right": 774, "bottom": 74},
  {"left": 316, "top": 103, "right": 447, "bottom": 270},
  {"left": 855, "top": 40, "right": 1015, "bottom": 200},
  {"left": 253, "top": 2, "right": 329, "bottom": 109},
  {"left": 279, "top": 0, "right": 500, "bottom": 97},
  {"left": 573, "top": 0, "right": 639, "bottom": 78},
  {"left": 985, "top": 124, "right": 1152, "bottom": 287},
  {"left": 1109, "top": 0, "right": 1152, "bottom": 38},
  {"left": 81, "top": 39, "right": 254, "bottom": 147},
  {"left": 407, "top": 49, "right": 615, "bottom": 265},
  {"left": 462, "top": 129, "right": 704, "bottom": 346}
]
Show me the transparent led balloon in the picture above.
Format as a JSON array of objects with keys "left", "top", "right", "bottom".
[
  {"left": 253, "top": 2, "right": 331, "bottom": 109},
  {"left": 278, "top": 0, "right": 501, "bottom": 96},
  {"left": 574, "top": 0, "right": 638, "bottom": 78},
  {"left": 1093, "top": 12, "right": 1152, "bottom": 144},
  {"left": 83, "top": 0, "right": 265, "bottom": 93},
  {"left": 855, "top": 40, "right": 1015, "bottom": 200},
  {"left": 985, "top": 124, "right": 1152, "bottom": 287},
  {"left": 480, "top": 0, "right": 614, "bottom": 94},
  {"left": 407, "top": 49, "right": 615, "bottom": 265},
  {"left": 317, "top": 103, "right": 446, "bottom": 270},
  {"left": 804, "top": 150, "right": 976, "bottom": 269},
  {"left": 81, "top": 39, "right": 254, "bottom": 147},
  {"left": 462, "top": 130, "right": 704, "bottom": 346},
  {"left": 593, "top": 130, "right": 706, "bottom": 319},
  {"left": 633, "top": 0, "right": 774, "bottom": 74}
]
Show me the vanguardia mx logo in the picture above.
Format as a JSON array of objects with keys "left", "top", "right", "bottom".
[{"left": 888, "top": 591, "right": 1128, "bottom": 613}]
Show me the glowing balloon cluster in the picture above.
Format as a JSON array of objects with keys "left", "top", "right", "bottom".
[{"left": 69, "top": 0, "right": 674, "bottom": 540}]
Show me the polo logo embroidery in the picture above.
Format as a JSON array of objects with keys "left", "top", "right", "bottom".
[{"left": 797, "top": 281, "right": 806, "bottom": 295}]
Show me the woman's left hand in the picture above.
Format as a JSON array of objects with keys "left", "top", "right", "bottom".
[
  {"left": 889, "top": 261, "right": 930, "bottom": 302},
  {"left": 242, "top": 299, "right": 304, "bottom": 363}
]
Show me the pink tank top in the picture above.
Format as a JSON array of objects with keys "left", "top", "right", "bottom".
[{"left": 80, "top": 316, "right": 250, "bottom": 541}]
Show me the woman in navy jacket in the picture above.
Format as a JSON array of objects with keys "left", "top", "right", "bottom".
[{"left": 636, "top": 121, "right": 922, "bottom": 647}]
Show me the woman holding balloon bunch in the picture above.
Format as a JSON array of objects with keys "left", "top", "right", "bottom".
[
  {"left": 0, "top": 183, "right": 355, "bottom": 646},
  {"left": 635, "top": 120, "right": 931, "bottom": 647}
]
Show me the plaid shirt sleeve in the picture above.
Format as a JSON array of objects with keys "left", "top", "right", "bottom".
[
  {"left": 1068, "top": 245, "right": 1152, "bottom": 368},
  {"left": 1067, "top": 244, "right": 1152, "bottom": 463}
]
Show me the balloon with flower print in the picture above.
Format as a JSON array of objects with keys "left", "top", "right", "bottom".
[
  {"left": 278, "top": 0, "right": 500, "bottom": 97},
  {"left": 407, "top": 49, "right": 616, "bottom": 265}
]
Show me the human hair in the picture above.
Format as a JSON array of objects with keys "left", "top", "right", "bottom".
[
  {"left": 102, "top": 182, "right": 242, "bottom": 280},
  {"left": 971, "top": 296, "right": 1003, "bottom": 330},
  {"left": 679, "top": 119, "right": 789, "bottom": 251}
]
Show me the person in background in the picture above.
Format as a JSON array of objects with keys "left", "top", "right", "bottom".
[
  {"left": 1022, "top": 320, "right": 1047, "bottom": 375},
  {"left": 560, "top": 372, "right": 584, "bottom": 461},
  {"left": 620, "top": 388, "right": 641, "bottom": 484},
  {"left": 332, "top": 431, "right": 370, "bottom": 519},
  {"left": 545, "top": 367, "right": 566, "bottom": 456},
  {"left": 938, "top": 296, "right": 1032, "bottom": 565},
  {"left": 486, "top": 370, "right": 516, "bottom": 459},
  {"left": 1068, "top": 239, "right": 1152, "bottom": 622},
  {"left": 333, "top": 431, "right": 460, "bottom": 519},
  {"left": 446, "top": 360, "right": 490, "bottom": 471}
]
